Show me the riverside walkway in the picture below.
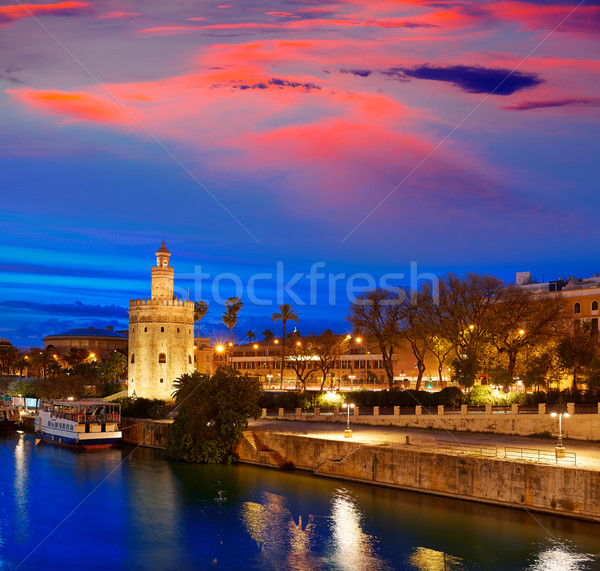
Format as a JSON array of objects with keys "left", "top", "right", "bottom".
[{"left": 248, "top": 417, "right": 600, "bottom": 470}]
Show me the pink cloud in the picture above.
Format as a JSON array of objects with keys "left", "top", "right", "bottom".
[
  {"left": 0, "top": 1, "right": 89, "bottom": 26},
  {"left": 97, "top": 11, "right": 141, "bottom": 20},
  {"left": 7, "top": 89, "right": 133, "bottom": 125}
]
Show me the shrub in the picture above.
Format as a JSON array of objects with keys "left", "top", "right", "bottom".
[{"left": 118, "top": 397, "right": 170, "bottom": 420}]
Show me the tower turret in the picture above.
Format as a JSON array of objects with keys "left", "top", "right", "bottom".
[{"left": 151, "top": 240, "right": 174, "bottom": 300}]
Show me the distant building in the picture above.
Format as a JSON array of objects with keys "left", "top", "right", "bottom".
[
  {"left": 43, "top": 327, "right": 128, "bottom": 360},
  {"left": 128, "top": 242, "right": 194, "bottom": 401},
  {"left": 516, "top": 271, "right": 599, "bottom": 333}
]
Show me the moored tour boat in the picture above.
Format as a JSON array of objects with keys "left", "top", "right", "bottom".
[
  {"left": 0, "top": 404, "right": 20, "bottom": 430},
  {"left": 35, "top": 400, "right": 122, "bottom": 450}
]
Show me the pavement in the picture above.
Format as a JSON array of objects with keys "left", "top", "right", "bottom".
[{"left": 248, "top": 417, "right": 600, "bottom": 470}]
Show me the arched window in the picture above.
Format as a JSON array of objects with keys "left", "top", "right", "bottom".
[
  {"left": 592, "top": 301, "right": 598, "bottom": 311},
  {"left": 161, "top": 326, "right": 165, "bottom": 333},
  {"left": 131, "top": 353, "right": 135, "bottom": 364},
  {"left": 188, "top": 355, "right": 192, "bottom": 364},
  {"left": 144, "top": 327, "right": 148, "bottom": 332},
  {"left": 158, "top": 353, "right": 166, "bottom": 363},
  {"left": 574, "top": 302, "right": 581, "bottom": 314}
]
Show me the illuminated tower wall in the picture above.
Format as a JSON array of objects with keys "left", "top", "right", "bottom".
[{"left": 128, "top": 242, "right": 194, "bottom": 401}]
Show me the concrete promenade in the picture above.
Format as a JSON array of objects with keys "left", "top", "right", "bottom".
[{"left": 249, "top": 417, "right": 600, "bottom": 470}]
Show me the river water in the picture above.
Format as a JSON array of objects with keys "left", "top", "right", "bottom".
[{"left": 1, "top": 432, "right": 599, "bottom": 570}]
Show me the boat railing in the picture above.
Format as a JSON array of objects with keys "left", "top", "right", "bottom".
[{"left": 49, "top": 412, "right": 120, "bottom": 423}]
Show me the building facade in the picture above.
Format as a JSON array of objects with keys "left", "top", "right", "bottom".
[
  {"left": 128, "top": 242, "right": 194, "bottom": 401},
  {"left": 43, "top": 327, "right": 128, "bottom": 360}
]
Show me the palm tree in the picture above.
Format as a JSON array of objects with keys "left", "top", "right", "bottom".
[
  {"left": 246, "top": 331, "right": 256, "bottom": 344},
  {"left": 223, "top": 297, "right": 243, "bottom": 344},
  {"left": 222, "top": 308, "right": 236, "bottom": 343},
  {"left": 271, "top": 303, "right": 299, "bottom": 389},
  {"left": 262, "top": 329, "right": 275, "bottom": 341},
  {"left": 194, "top": 301, "right": 209, "bottom": 338}
]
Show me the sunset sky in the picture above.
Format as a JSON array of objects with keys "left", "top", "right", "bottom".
[{"left": 1, "top": 0, "right": 599, "bottom": 346}]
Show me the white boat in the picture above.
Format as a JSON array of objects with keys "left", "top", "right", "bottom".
[{"left": 35, "top": 400, "right": 122, "bottom": 450}]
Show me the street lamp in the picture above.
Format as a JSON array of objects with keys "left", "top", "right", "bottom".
[
  {"left": 550, "top": 412, "right": 570, "bottom": 457},
  {"left": 342, "top": 403, "right": 355, "bottom": 438}
]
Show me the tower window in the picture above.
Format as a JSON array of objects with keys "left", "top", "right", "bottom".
[
  {"left": 574, "top": 303, "right": 581, "bottom": 314},
  {"left": 592, "top": 301, "right": 598, "bottom": 311},
  {"left": 144, "top": 327, "right": 148, "bottom": 332},
  {"left": 131, "top": 353, "right": 135, "bottom": 364},
  {"left": 188, "top": 355, "right": 192, "bottom": 364},
  {"left": 161, "top": 327, "right": 165, "bottom": 333},
  {"left": 160, "top": 378, "right": 164, "bottom": 383},
  {"left": 177, "top": 327, "right": 180, "bottom": 333},
  {"left": 158, "top": 353, "right": 166, "bottom": 363}
]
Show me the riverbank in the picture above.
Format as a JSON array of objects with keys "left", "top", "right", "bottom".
[
  {"left": 116, "top": 416, "right": 600, "bottom": 524},
  {"left": 238, "top": 419, "right": 600, "bottom": 523}
]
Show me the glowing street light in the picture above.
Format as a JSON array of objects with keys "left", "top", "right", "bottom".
[
  {"left": 342, "top": 403, "right": 355, "bottom": 438},
  {"left": 550, "top": 412, "right": 570, "bottom": 457}
]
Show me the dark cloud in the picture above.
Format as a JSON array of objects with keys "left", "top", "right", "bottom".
[
  {"left": 0, "top": 300, "right": 128, "bottom": 318},
  {"left": 500, "top": 97, "right": 600, "bottom": 110},
  {"left": 384, "top": 65, "right": 542, "bottom": 95},
  {"left": 339, "top": 69, "right": 373, "bottom": 77},
  {"left": 230, "top": 78, "right": 321, "bottom": 91}
]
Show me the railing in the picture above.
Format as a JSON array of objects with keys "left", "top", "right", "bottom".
[
  {"left": 437, "top": 441, "right": 498, "bottom": 457},
  {"left": 517, "top": 405, "right": 538, "bottom": 414},
  {"left": 504, "top": 447, "right": 577, "bottom": 465}
]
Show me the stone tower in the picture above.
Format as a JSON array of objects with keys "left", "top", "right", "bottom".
[{"left": 128, "top": 242, "right": 194, "bottom": 401}]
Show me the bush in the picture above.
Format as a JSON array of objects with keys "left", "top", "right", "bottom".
[{"left": 118, "top": 397, "right": 170, "bottom": 420}]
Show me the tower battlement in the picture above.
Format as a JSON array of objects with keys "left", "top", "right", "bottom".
[{"left": 129, "top": 298, "right": 194, "bottom": 308}]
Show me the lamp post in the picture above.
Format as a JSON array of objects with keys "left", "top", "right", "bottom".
[
  {"left": 342, "top": 403, "right": 355, "bottom": 438},
  {"left": 550, "top": 411, "right": 570, "bottom": 458}
]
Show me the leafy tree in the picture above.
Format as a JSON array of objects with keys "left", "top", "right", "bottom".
[
  {"left": 167, "top": 368, "right": 262, "bottom": 463},
  {"left": 62, "top": 347, "right": 91, "bottom": 368},
  {"left": 119, "top": 397, "right": 169, "bottom": 419},
  {"left": 194, "top": 300, "right": 209, "bottom": 338},
  {"left": 348, "top": 289, "right": 404, "bottom": 389},
  {"left": 6, "top": 378, "right": 37, "bottom": 398},
  {"left": 557, "top": 323, "right": 598, "bottom": 390},
  {"left": 0, "top": 344, "right": 18, "bottom": 375},
  {"left": 271, "top": 303, "right": 299, "bottom": 389}
]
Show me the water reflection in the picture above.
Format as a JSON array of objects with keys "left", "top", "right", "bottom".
[
  {"left": 330, "top": 488, "right": 389, "bottom": 570},
  {"left": 241, "top": 491, "right": 321, "bottom": 570},
  {"left": 408, "top": 546, "right": 468, "bottom": 570},
  {"left": 13, "top": 432, "right": 30, "bottom": 543},
  {"left": 526, "top": 541, "right": 596, "bottom": 570}
]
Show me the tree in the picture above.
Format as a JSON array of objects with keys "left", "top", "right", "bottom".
[
  {"left": 490, "top": 286, "right": 564, "bottom": 378},
  {"left": 223, "top": 297, "right": 244, "bottom": 343},
  {"left": 286, "top": 339, "right": 316, "bottom": 392},
  {"left": 310, "top": 331, "right": 350, "bottom": 392},
  {"left": 271, "top": 303, "right": 299, "bottom": 389},
  {"left": 437, "top": 273, "right": 504, "bottom": 387},
  {"left": 397, "top": 288, "right": 435, "bottom": 390},
  {"left": 262, "top": 329, "right": 275, "bottom": 341},
  {"left": 194, "top": 300, "right": 209, "bottom": 338},
  {"left": 557, "top": 323, "right": 598, "bottom": 390},
  {"left": 0, "top": 344, "right": 18, "bottom": 375},
  {"left": 348, "top": 289, "right": 404, "bottom": 389},
  {"left": 246, "top": 331, "right": 256, "bottom": 344},
  {"left": 167, "top": 368, "right": 262, "bottom": 463}
]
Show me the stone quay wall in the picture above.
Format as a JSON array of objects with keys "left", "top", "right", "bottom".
[
  {"left": 121, "top": 417, "right": 173, "bottom": 449},
  {"left": 236, "top": 431, "right": 600, "bottom": 523},
  {"left": 262, "top": 403, "right": 600, "bottom": 441}
]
